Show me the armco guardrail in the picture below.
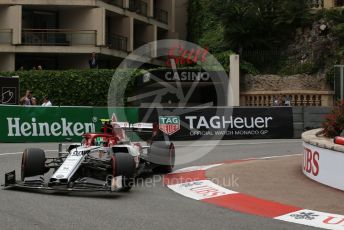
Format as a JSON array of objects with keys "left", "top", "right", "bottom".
[
  {"left": 292, "top": 107, "right": 331, "bottom": 138},
  {"left": 0, "top": 105, "right": 138, "bottom": 143}
]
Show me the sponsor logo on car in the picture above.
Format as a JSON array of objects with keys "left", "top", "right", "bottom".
[{"left": 159, "top": 116, "right": 180, "bottom": 135}]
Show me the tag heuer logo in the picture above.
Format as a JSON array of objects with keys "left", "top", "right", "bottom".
[{"left": 159, "top": 116, "right": 180, "bottom": 135}]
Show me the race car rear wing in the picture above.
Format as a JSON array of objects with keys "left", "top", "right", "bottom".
[
  {"left": 112, "top": 122, "right": 153, "bottom": 131},
  {"left": 100, "top": 119, "right": 157, "bottom": 134}
]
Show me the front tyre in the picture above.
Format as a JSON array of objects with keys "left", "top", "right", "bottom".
[
  {"left": 112, "top": 152, "right": 136, "bottom": 192},
  {"left": 21, "top": 148, "right": 46, "bottom": 181}
]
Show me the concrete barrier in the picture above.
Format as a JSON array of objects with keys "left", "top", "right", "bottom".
[{"left": 302, "top": 129, "right": 344, "bottom": 191}]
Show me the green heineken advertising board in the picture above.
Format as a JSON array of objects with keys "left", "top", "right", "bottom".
[{"left": 0, "top": 105, "right": 138, "bottom": 143}]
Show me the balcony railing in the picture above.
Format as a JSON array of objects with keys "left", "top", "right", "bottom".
[
  {"left": 155, "top": 8, "right": 168, "bottom": 24},
  {"left": 129, "top": 0, "right": 148, "bottom": 16},
  {"left": 240, "top": 90, "right": 335, "bottom": 107},
  {"left": 107, "top": 34, "right": 127, "bottom": 51},
  {"left": 0, "top": 29, "right": 12, "bottom": 44},
  {"left": 308, "top": 0, "right": 324, "bottom": 9},
  {"left": 22, "top": 29, "right": 97, "bottom": 46},
  {"left": 104, "top": 0, "right": 123, "bottom": 8}
]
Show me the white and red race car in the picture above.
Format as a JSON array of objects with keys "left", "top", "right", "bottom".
[{"left": 3, "top": 115, "right": 175, "bottom": 193}]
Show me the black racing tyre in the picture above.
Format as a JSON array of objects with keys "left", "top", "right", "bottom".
[
  {"left": 21, "top": 148, "right": 46, "bottom": 181},
  {"left": 150, "top": 141, "right": 175, "bottom": 174},
  {"left": 113, "top": 152, "right": 136, "bottom": 192}
]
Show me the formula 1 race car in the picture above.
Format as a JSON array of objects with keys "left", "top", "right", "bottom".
[{"left": 3, "top": 115, "right": 175, "bottom": 193}]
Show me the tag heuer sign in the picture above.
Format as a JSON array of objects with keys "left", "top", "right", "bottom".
[{"left": 159, "top": 116, "right": 180, "bottom": 135}]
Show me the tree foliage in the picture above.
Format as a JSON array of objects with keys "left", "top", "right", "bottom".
[
  {"left": 209, "top": 0, "right": 311, "bottom": 53},
  {"left": 187, "top": 0, "right": 313, "bottom": 73},
  {"left": 324, "top": 9, "right": 344, "bottom": 45}
]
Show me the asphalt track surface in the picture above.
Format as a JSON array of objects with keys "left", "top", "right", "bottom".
[{"left": 0, "top": 140, "right": 319, "bottom": 230}]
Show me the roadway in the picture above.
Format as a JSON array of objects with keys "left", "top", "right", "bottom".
[{"left": 0, "top": 140, "right": 317, "bottom": 230}]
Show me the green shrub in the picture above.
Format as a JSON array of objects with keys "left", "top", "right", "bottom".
[
  {"left": 278, "top": 61, "right": 318, "bottom": 75},
  {"left": 0, "top": 69, "right": 137, "bottom": 106},
  {"left": 1, "top": 67, "right": 234, "bottom": 107},
  {"left": 322, "top": 100, "right": 344, "bottom": 138},
  {"left": 214, "top": 51, "right": 260, "bottom": 74}
]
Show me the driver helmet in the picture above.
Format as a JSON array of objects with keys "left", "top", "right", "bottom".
[{"left": 94, "top": 137, "right": 108, "bottom": 147}]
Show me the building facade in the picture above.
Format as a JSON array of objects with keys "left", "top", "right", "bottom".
[
  {"left": 0, "top": 0, "right": 188, "bottom": 71},
  {"left": 310, "top": 0, "right": 344, "bottom": 9}
]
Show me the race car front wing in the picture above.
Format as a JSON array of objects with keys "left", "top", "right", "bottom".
[{"left": 3, "top": 170, "right": 124, "bottom": 193}]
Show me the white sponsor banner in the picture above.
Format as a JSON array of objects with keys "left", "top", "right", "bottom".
[
  {"left": 167, "top": 180, "right": 237, "bottom": 200},
  {"left": 276, "top": 209, "right": 344, "bottom": 230},
  {"left": 173, "top": 164, "right": 223, "bottom": 174},
  {"left": 303, "top": 142, "right": 344, "bottom": 191}
]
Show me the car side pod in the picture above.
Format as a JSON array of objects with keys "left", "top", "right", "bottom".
[{"left": 4, "top": 170, "right": 16, "bottom": 187}]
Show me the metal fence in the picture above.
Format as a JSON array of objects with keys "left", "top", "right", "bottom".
[
  {"left": 155, "top": 8, "right": 168, "bottom": 24},
  {"left": 104, "top": 0, "right": 123, "bottom": 7},
  {"left": 22, "top": 29, "right": 97, "bottom": 46},
  {"left": 293, "top": 106, "right": 331, "bottom": 138},
  {"left": 129, "top": 0, "right": 148, "bottom": 16},
  {"left": 334, "top": 65, "right": 344, "bottom": 101},
  {"left": 107, "top": 34, "right": 128, "bottom": 51}
]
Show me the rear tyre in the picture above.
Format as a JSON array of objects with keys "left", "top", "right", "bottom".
[
  {"left": 150, "top": 142, "right": 175, "bottom": 174},
  {"left": 113, "top": 152, "right": 136, "bottom": 192},
  {"left": 21, "top": 148, "right": 46, "bottom": 181}
]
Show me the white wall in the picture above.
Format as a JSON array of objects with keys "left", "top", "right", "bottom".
[
  {"left": 60, "top": 7, "right": 105, "bottom": 46},
  {"left": 0, "top": 5, "right": 22, "bottom": 44},
  {"left": 174, "top": 0, "right": 188, "bottom": 40},
  {"left": 157, "top": 0, "right": 175, "bottom": 32},
  {"left": 108, "top": 14, "right": 132, "bottom": 51},
  {"left": 229, "top": 55, "right": 240, "bottom": 106},
  {"left": 303, "top": 142, "right": 344, "bottom": 192}
]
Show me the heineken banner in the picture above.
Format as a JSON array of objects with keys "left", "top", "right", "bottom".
[
  {"left": 0, "top": 105, "right": 138, "bottom": 143},
  {"left": 139, "top": 107, "right": 294, "bottom": 140}
]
